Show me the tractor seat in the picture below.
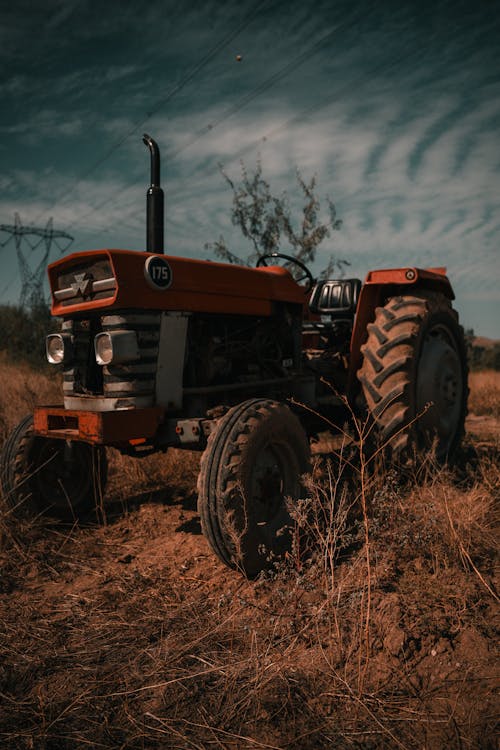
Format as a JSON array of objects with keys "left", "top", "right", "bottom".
[{"left": 308, "top": 278, "right": 362, "bottom": 321}]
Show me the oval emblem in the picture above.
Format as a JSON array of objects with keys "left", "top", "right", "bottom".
[{"left": 144, "top": 256, "right": 172, "bottom": 290}]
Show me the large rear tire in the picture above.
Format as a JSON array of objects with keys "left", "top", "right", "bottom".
[
  {"left": 357, "top": 291, "right": 468, "bottom": 461},
  {"left": 0, "top": 415, "right": 108, "bottom": 521},
  {"left": 197, "top": 399, "right": 310, "bottom": 577}
]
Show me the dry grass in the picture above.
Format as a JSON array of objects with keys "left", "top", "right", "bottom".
[
  {"left": 0, "top": 355, "right": 61, "bottom": 444},
  {"left": 0, "top": 364, "right": 498, "bottom": 749},
  {"left": 468, "top": 370, "right": 500, "bottom": 418}
]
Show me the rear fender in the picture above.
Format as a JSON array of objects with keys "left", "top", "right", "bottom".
[{"left": 347, "top": 267, "right": 454, "bottom": 398}]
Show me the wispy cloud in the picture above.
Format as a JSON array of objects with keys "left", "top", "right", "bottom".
[
  {"left": 0, "top": 109, "right": 84, "bottom": 144},
  {"left": 0, "top": 0, "right": 498, "bottom": 334}
]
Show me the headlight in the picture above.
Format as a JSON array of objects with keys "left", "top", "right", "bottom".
[
  {"left": 46, "top": 333, "right": 72, "bottom": 365},
  {"left": 94, "top": 330, "right": 140, "bottom": 365},
  {"left": 94, "top": 333, "right": 114, "bottom": 365}
]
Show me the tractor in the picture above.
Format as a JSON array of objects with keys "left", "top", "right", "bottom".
[{"left": 0, "top": 135, "right": 468, "bottom": 576}]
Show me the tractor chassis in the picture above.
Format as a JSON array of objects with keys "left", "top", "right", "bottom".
[{"left": 31, "top": 372, "right": 327, "bottom": 454}]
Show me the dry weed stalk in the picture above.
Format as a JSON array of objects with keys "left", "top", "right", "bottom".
[
  {"left": 291, "top": 382, "right": 435, "bottom": 696},
  {"left": 442, "top": 489, "right": 499, "bottom": 603},
  {"left": 0, "top": 362, "right": 498, "bottom": 749}
]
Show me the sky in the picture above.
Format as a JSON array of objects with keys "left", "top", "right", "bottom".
[{"left": 0, "top": 0, "right": 499, "bottom": 336}]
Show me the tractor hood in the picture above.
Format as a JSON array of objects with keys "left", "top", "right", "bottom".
[{"left": 47, "top": 249, "right": 308, "bottom": 317}]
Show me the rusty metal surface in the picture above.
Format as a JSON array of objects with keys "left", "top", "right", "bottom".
[
  {"left": 47, "top": 249, "right": 308, "bottom": 317},
  {"left": 364, "top": 266, "right": 453, "bottom": 296},
  {"left": 33, "top": 406, "right": 164, "bottom": 445}
]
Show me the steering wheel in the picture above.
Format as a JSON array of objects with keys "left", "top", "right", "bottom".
[{"left": 256, "top": 253, "right": 314, "bottom": 291}]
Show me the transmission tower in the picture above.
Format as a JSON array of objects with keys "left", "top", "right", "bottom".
[{"left": 0, "top": 214, "right": 73, "bottom": 307}]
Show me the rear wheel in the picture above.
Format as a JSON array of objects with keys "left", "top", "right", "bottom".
[
  {"left": 197, "top": 399, "right": 310, "bottom": 576},
  {"left": 357, "top": 291, "right": 468, "bottom": 461},
  {"left": 1, "top": 415, "right": 107, "bottom": 520}
]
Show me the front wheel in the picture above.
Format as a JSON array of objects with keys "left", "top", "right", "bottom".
[
  {"left": 357, "top": 291, "right": 468, "bottom": 461},
  {"left": 1, "top": 415, "right": 108, "bottom": 520},
  {"left": 197, "top": 399, "right": 310, "bottom": 577}
]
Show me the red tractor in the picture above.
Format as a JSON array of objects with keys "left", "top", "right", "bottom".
[{"left": 1, "top": 135, "right": 468, "bottom": 576}]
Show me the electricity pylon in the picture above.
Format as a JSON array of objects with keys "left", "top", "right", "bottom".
[{"left": 0, "top": 214, "right": 73, "bottom": 307}]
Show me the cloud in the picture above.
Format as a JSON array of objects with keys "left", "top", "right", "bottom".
[
  {"left": 0, "top": 109, "right": 84, "bottom": 144},
  {"left": 5, "top": 82, "right": 498, "bottom": 267},
  {"left": 0, "top": 0, "right": 498, "bottom": 335},
  {"left": 45, "top": 0, "right": 81, "bottom": 30}
]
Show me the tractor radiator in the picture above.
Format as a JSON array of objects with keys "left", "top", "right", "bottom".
[{"left": 62, "top": 312, "right": 160, "bottom": 410}]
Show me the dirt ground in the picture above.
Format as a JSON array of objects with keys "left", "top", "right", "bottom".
[{"left": 0, "top": 365, "right": 498, "bottom": 749}]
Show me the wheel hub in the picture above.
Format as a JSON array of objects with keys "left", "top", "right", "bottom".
[
  {"left": 416, "top": 325, "right": 463, "bottom": 454},
  {"left": 251, "top": 445, "right": 286, "bottom": 523}
]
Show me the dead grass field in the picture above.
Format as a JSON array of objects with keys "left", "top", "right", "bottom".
[
  {"left": 0, "top": 356, "right": 61, "bottom": 444},
  {"left": 468, "top": 370, "right": 500, "bottom": 419},
  {"left": 0, "top": 362, "right": 498, "bottom": 749}
]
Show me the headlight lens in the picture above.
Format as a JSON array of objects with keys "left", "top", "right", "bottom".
[
  {"left": 46, "top": 333, "right": 71, "bottom": 364},
  {"left": 95, "top": 332, "right": 114, "bottom": 365},
  {"left": 94, "top": 330, "right": 140, "bottom": 365}
]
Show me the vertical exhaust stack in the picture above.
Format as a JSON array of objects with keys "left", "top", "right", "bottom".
[{"left": 143, "top": 133, "right": 164, "bottom": 254}]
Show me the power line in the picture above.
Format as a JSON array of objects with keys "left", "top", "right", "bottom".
[
  {"left": 34, "top": 1, "right": 266, "bottom": 227},
  {"left": 174, "top": 39, "right": 429, "bottom": 203},
  {"left": 30, "top": 9, "right": 422, "bottom": 257},
  {"left": 121, "top": 13, "right": 414, "bottom": 228},
  {"left": 65, "top": 38, "right": 423, "bottom": 250},
  {"left": 65, "top": 9, "right": 366, "bottom": 233},
  {"left": 163, "top": 17, "right": 360, "bottom": 163}
]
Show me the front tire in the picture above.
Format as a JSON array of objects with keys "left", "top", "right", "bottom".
[
  {"left": 1, "top": 415, "right": 108, "bottom": 521},
  {"left": 357, "top": 291, "right": 468, "bottom": 461},
  {"left": 197, "top": 399, "right": 310, "bottom": 577}
]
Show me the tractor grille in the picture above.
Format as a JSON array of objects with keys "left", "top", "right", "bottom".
[
  {"left": 62, "top": 312, "right": 160, "bottom": 406},
  {"left": 54, "top": 256, "right": 117, "bottom": 307}
]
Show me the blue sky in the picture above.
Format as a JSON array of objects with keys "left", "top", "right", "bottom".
[{"left": 0, "top": 0, "right": 499, "bottom": 336}]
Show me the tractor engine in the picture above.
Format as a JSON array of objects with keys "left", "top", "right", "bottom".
[
  {"left": 51, "top": 305, "right": 299, "bottom": 415},
  {"left": 184, "top": 313, "right": 296, "bottom": 387}
]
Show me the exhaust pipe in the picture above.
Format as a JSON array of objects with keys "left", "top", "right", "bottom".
[{"left": 143, "top": 133, "right": 164, "bottom": 254}]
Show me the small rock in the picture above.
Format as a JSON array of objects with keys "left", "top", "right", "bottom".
[
  {"left": 118, "top": 554, "right": 134, "bottom": 564},
  {"left": 383, "top": 626, "right": 406, "bottom": 656}
]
